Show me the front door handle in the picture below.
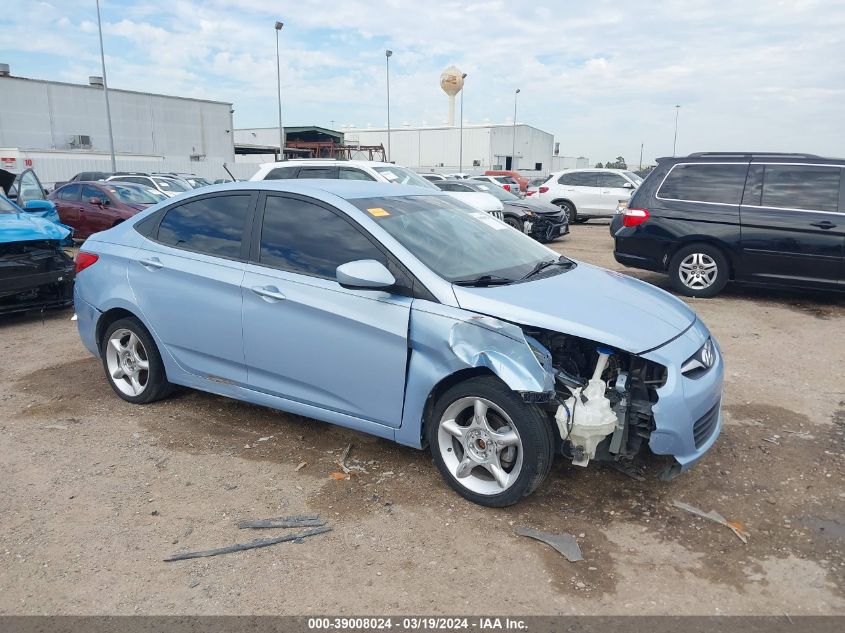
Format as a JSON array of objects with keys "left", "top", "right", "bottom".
[
  {"left": 139, "top": 257, "right": 163, "bottom": 269},
  {"left": 251, "top": 285, "right": 286, "bottom": 301},
  {"left": 810, "top": 221, "right": 836, "bottom": 230}
]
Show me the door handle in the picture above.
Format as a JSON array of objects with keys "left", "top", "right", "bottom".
[
  {"left": 251, "top": 285, "right": 286, "bottom": 301},
  {"left": 139, "top": 257, "right": 163, "bottom": 269},
  {"left": 810, "top": 221, "right": 836, "bottom": 230}
]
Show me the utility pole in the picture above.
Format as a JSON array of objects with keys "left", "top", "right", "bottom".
[
  {"left": 95, "top": 0, "right": 116, "bottom": 171},
  {"left": 511, "top": 88, "right": 520, "bottom": 170},
  {"left": 639, "top": 142, "right": 644, "bottom": 170},
  {"left": 673, "top": 105, "right": 680, "bottom": 157},
  {"left": 385, "top": 50, "right": 393, "bottom": 163},
  {"left": 275, "top": 21, "right": 285, "bottom": 160}
]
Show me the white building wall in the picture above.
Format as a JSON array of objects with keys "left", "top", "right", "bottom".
[
  {"left": 341, "top": 124, "right": 552, "bottom": 176},
  {"left": 0, "top": 76, "right": 235, "bottom": 161}
]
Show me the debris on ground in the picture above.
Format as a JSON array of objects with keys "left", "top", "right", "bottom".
[
  {"left": 237, "top": 514, "right": 325, "bottom": 529},
  {"left": 607, "top": 461, "right": 646, "bottom": 481},
  {"left": 515, "top": 527, "right": 583, "bottom": 562},
  {"left": 337, "top": 443, "right": 353, "bottom": 474},
  {"left": 329, "top": 471, "right": 353, "bottom": 480},
  {"left": 163, "top": 525, "right": 332, "bottom": 561},
  {"left": 762, "top": 435, "right": 781, "bottom": 445},
  {"left": 295, "top": 461, "right": 307, "bottom": 471},
  {"left": 256, "top": 436, "right": 273, "bottom": 442},
  {"left": 672, "top": 500, "right": 749, "bottom": 543}
]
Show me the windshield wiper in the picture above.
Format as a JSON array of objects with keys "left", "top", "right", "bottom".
[
  {"left": 453, "top": 274, "right": 515, "bottom": 287},
  {"left": 520, "top": 256, "right": 572, "bottom": 281}
]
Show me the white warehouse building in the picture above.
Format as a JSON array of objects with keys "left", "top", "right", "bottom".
[
  {"left": 342, "top": 123, "right": 554, "bottom": 177},
  {"left": 0, "top": 68, "right": 253, "bottom": 185}
]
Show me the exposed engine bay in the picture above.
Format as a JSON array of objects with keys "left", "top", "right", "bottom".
[
  {"left": 523, "top": 327, "right": 667, "bottom": 471},
  {"left": 0, "top": 240, "right": 75, "bottom": 315}
]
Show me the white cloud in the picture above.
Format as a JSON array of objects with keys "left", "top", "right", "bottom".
[{"left": 1, "top": 0, "right": 843, "bottom": 163}]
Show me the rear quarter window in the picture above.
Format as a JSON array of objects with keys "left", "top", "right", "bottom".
[
  {"left": 657, "top": 163, "right": 748, "bottom": 205},
  {"left": 264, "top": 166, "right": 300, "bottom": 180},
  {"left": 156, "top": 194, "right": 252, "bottom": 259}
]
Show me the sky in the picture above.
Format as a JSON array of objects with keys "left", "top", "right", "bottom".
[{"left": 1, "top": 0, "right": 844, "bottom": 165}]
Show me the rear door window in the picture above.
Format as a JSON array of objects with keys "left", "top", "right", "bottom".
[
  {"left": 657, "top": 163, "right": 748, "bottom": 204},
  {"left": 599, "top": 173, "right": 629, "bottom": 188},
  {"left": 58, "top": 184, "right": 81, "bottom": 201},
  {"left": 81, "top": 184, "right": 103, "bottom": 202},
  {"left": 265, "top": 166, "right": 300, "bottom": 180},
  {"left": 560, "top": 172, "right": 598, "bottom": 187},
  {"left": 156, "top": 194, "right": 252, "bottom": 259},
  {"left": 760, "top": 165, "right": 841, "bottom": 213},
  {"left": 258, "top": 195, "right": 386, "bottom": 278},
  {"left": 298, "top": 166, "right": 338, "bottom": 179}
]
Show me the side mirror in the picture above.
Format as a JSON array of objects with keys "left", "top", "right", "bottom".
[
  {"left": 23, "top": 199, "right": 54, "bottom": 212},
  {"left": 336, "top": 260, "right": 395, "bottom": 291},
  {"left": 622, "top": 182, "right": 635, "bottom": 189},
  {"left": 89, "top": 196, "right": 106, "bottom": 206}
]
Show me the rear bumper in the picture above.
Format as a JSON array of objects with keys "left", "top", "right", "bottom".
[
  {"left": 74, "top": 287, "right": 101, "bottom": 357},
  {"left": 642, "top": 320, "right": 724, "bottom": 473}
]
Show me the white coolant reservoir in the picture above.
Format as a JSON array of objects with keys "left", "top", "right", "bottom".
[{"left": 555, "top": 348, "right": 618, "bottom": 467}]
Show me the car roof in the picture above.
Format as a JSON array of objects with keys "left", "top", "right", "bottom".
[
  {"left": 258, "top": 159, "right": 396, "bottom": 169},
  {"left": 656, "top": 152, "right": 845, "bottom": 165},
  {"left": 179, "top": 179, "right": 445, "bottom": 201}
]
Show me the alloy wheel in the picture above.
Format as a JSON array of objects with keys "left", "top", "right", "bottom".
[
  {"left": 437, "top": 396, "right": 524, "bottom": 495},
  {"left": 105, "top": 328, "right": 150, "bottom": 396}
]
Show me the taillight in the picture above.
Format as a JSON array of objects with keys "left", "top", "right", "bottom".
[
  {"left": 622, "top": 207, "right": 650, "bottom": 228},
  {"left": 502, "top": 184, "right": 511, "bottom": 191},
  {"left": 75, "top": 252, "right": 99, "bottom": 273},
  {"left": 539, "top": 186, "right": 549, "bottom": 194}
]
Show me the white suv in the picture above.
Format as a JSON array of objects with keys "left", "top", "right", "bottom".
[
  {"left": 536, "top": 168, "right": 643, "bottom": 223},
  {"left": 250, "top": 160, "right": 504, "bottom": 217}
]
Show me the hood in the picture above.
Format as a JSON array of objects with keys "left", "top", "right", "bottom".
[
  {"left": 503, "top": 199, "right": 561, "bottom": 215},
  {"left": 452, "top": 261, "right": 696, "bottom": 354},
  {"left": 0, "top": 212, "right": 72, "bottom": 244}
]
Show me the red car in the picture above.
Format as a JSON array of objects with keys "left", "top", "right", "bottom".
[
  {"left": 484, "top": 170, "right": 529, "bottom": 192},
  {"left": 48, "top": 181, "right": 165, "bottom": 239}
]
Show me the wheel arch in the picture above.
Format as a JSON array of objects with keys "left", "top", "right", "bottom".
[
  {"left": 95, "top": 307, "right": 146, "bottom": 354},
  {"left": 419, "top": 367, "right": 498, "bottom": 448}
]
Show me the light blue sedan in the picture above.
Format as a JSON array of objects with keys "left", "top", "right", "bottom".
[{"left": 73, "top": 180, "right": 723, "bottom": 506}]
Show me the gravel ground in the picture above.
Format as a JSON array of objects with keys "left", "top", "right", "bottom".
[{"left": 1, "top": 221, "right": 843, "bottom": 615}]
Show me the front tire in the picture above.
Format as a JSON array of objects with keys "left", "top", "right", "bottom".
[
  {"left": 557, "top": 201, "right": 578, "bottom": 224},
  {"left": 427, "top": 376, "right": 554, "bottom": 507},
  {"left": 101, "top": 317, "right": 173, "bottom": 404},
  {"left": 669, "top": 243, "right": 729, "bottom": 297},
  {"left": 504, "top": 216, "right": 523, "bottom": 232}
]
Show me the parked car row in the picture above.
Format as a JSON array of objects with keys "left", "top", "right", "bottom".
[{"left": 58, "top": 171, "right": 212, "bottom": 196}]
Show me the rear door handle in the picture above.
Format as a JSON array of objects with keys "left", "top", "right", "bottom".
[
  {"left": 139, "top": 257, "right": 163, "bottom": 269},
  {"left": 810, "top": 221, "right": 836, "bottom": 230},
  {"left": 251, "top": 285, "right": 286, "bottom": 301}
]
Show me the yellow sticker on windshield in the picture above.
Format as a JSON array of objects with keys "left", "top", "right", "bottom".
[{"left": 367, "top": 207, "right": 391, "bottom": 217}]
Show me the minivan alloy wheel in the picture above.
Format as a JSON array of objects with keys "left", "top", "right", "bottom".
[
  {"left": 678, "top": 253, "right": 718, "bottom": 290},
  {"left": 105, "top": 328, "right": 150, "bottom": 396},
  {"left": 437, "top": 396, "right": 524, "bottom": 495}
]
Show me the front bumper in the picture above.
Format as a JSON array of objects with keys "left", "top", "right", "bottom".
[
  {"left": 524, "top": 212, "right": 568, "bottom": 241},
  {"left": 641, "top": 319, "right": 724, "bottom": 472}
]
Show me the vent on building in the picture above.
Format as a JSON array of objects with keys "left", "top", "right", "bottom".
[
  {"left": 89, "top": 76, "right": 104, "bottom": 87},
  {"left": 0, "top": 64, "right": 10, "bottom": 77},
  {"left": 190, "top": 154, "right": 206, "bottom": 162},
  {"left": 69, "top": 135, "right": 93, "bottom": 149}
]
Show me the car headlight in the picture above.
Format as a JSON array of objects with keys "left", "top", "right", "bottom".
[{"left": 681, "top": 338, "right": 716, "bottom": 377}]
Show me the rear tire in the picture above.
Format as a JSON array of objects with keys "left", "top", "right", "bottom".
[
  {"left": 669, "top": 243, "right": 729, "bottom": 298},
  {"left": 427, "top": 376, "right": 554, "bottom": 507},
  {"left": 101, "top": 317, "right": 173, "bottom": 404}
]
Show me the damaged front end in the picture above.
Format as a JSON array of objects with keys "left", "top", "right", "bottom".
[
  {"left": 0, "top": 239, "right": 75, "bottom": 316},
  {"left": 524, "top": 326, "right": 668, "bottom": 474}
]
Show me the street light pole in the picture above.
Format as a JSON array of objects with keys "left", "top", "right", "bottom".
[
  {"left": 385, "top": 50, "right": 393, "bottom": 163},
  {"left": 512, "top": 88, "right": 520, "bottom": 170},
  {"left": 459, "top": 73, "right": 467, "bottom": 174},
  {"left": 95, "top": 0, "right": 116, "bottom": 172},
  {"left": 639, "top": 142, "right": 644, "bottom": 170},
  {"left": 275, "top": 21, "right": 285, "bottom": 160},
  {"left": 672, "top": 105, "right": 680, "bottom": 157}
]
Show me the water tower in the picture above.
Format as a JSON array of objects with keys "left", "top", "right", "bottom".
[{"left": 440, "top": 66, "right": 465, "bottom": 126}]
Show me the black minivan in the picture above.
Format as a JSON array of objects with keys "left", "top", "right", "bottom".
[{"left": 612, "top": 152, "right": 844, "bottom": 297}]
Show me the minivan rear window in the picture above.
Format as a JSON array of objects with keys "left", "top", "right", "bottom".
[{"left": 658, "top": 164, "right": 748, "bottom": 205}]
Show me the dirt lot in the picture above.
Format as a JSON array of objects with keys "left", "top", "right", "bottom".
[{"left": 1, "top": 222, "right": 844, "bottom": 615}]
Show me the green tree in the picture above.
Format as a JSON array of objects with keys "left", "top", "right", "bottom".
[{"left": 595, "top": 162, "right": 604, "bottom": 168}]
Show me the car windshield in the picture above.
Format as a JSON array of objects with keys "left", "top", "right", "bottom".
[
  {"left": 372, "top": 166, "right": 439, "bottom": 190},
  {"left": 351, "top": 195, "right": 565, "bottom": 283},
  {"left": 470, "top": 182, "right": 520, "bottom": 201},
  {"left": 186, "top": 177, "right": 211, "bottom": 188},
  {"left": 153, "top": 177, "right": 191, "bottom": 192},
  {"left": 623, "top": 171, "right": 643, "bottom": 185},
  {"left": 0, "top": 195, "right": 17, "bottom": 214},
  {"left": 106, "top": 184, "right": 166, "bottom": 204}
]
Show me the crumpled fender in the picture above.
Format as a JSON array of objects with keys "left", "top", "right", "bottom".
[{"left": 394, "top": 300, "right": 554, "bottom": 448}]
